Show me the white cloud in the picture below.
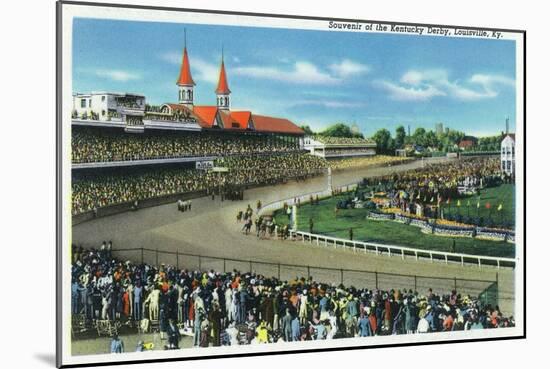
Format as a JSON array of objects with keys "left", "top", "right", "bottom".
[
  {"left": 471, "top": 74, "right": 515, "bottom": 87},
  {"left": 375, "top": 80, "right": 446, "bottom": 101},
  {"left": 159, "top": 51, "right": 181, "bottom": 65},
  {"left": 328, "top": 59, "right": 370, "bottom": 78},
  {"left": 292, "top": 99, "right": 366, "bottom": 108},
  {"left": 161, "top": 52, "right": 370, "bottom": 86},
  {"left": 192, "top": 58, "right": 220, "bottom": 84},
  {"left": 234, "top": 61, "right": 340, "bottom": 85},
  {"left": 400, "top": 69, "right": 446, "bottom": 85},
  {"left": 378, "top": 69, "right": 514, "bottom": 102},
  {"left": 95, "top": 69, "right": 141, "bottom": 82}
]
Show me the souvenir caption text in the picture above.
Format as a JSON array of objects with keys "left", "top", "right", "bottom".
[{"left": 327, "top": 21, "right": 504, "bottom": 39}]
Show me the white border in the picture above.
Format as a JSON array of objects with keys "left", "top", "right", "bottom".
[{"left": 59, "top": 2, "right": 525, "bottom": 366}]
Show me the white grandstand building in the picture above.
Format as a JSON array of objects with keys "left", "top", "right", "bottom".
[
  {"left": 303, "top": 136, "right": 376, "bottom": 158},
  {"left": 500, "top": 133, "right": 515, "bottom": 175}
]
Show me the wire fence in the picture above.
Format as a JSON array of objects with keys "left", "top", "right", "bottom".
[{"left": 110, "top": 247, "right": 500, "bottom": 307}]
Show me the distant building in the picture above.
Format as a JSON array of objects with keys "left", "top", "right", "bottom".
[
  {"left": 435, "top": 123, "right": 444, "bottom": 135},
  {"left": 500, "top": 133, "right": 515, "bottom": 175},
  {"left": 72, "top": 92, "right": 145, "bottom": 121},
  {"left": 458, "top": 136, "right": 478, "bottom": 150}
]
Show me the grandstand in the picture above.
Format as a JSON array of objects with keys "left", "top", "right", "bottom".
[
  {"left": 70, "top": 45, "right": 336, "bottom": 216},
  {"left": 72, "top": 46, "right": 306, "bottom": 169},
  {"left": 303, "top": 135, "right": 377, "bottom": 159}
]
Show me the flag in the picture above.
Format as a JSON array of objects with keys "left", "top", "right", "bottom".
[
  {"left": 497, "top": 203, "right": 503, "bottom": 211},
  {"left": 457, "top": 200, "right": 461, "bottom": 207}
]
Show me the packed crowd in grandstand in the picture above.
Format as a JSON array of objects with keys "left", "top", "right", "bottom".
[
  {"left": 71, "top": 244, "right": 513, "bottom": 349},
  {"left": 321, "top": 148, "right": 375, "bottom": 156},
  {"left": 313, "top": 136, "right": 375, "bottom": 145},
  {"left": 72, "top": 153, "right": 327, "bottom": 215},
  {"left": 72, "top": 127, "right": 300, "bottom": 163},
  {"left": 328, "top": 155, "right": 412, "bottom": 171}
]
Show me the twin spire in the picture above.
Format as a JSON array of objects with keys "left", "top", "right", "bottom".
[
  {"left": 176, "top": 47, "right": 195, "bottom": 86},
  {"left": 215, "top": 58, "right": 231, "bottom": 95},
  {"left": 176, "top": 38, "right": 230, "bottom": 109}
]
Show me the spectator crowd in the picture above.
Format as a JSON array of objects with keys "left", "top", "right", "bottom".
[
  {"left": 72, "top": 127, "right": 301, "bottom": 163},
  {"left": 72, "top": 153, "right": 327, "bottom": 215},
  {"left": 328, "top": 155, "right": 412, "bottom": 171},
  {"left": 71, "top": 244, "right": 514, "bottom": 351},
  {"left": 314, "top": 136, "right": 375, "bottom": 146},
  {"left": 361, "top": 157, "right": 503, "bottom": 218}
]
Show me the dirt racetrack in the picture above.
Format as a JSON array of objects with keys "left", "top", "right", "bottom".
[{"left": 72, "top": 158, "right": 515, "bottom": 314}]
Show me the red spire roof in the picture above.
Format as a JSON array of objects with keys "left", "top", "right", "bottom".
[
  {"left": 215, "top": 60, "right": 231, "bottom": 94},
  {"left": 177, "top": 47, "right": 195, "bottom": 86}
]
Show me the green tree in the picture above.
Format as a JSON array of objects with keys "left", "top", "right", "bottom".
[
  {"left": 300, "top": 125, "right": 314, "bottom": 135},
  {"left": 372, "top": 128, "right": 393, "bottom": 154},
  {"left": 412, "top": 127, "right": 427, "bottom": 147},
  {"left": 395, "top": 125, "right": 406, "bottom": 149},
  {"left": 425, "top": 130, "right": 438, "bottom": 148},
  {"left": 319, "top": 123, "right": 363, "bottom": 138}
]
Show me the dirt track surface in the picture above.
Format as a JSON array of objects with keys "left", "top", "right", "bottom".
[{"left": 72, "top": 158, "right": 515, "bottom": 314}]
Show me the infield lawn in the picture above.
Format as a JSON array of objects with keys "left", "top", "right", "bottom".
[
  {"left": 442, "top": 184, "right": 515, "bottom": 228},
  {"left": 273, "top": 187, "right": 515, "bottom": 258}
]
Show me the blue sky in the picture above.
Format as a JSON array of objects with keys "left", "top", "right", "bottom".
[{"left": 73, "top": 18, "right": 517, "bottom": 137}]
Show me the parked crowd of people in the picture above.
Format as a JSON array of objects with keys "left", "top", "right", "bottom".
[
  {"left": 361, "top": 157, "right": 503, "bottom": 217},
  {"left": 72, "top": 153, "right": 328, "bottom": 215},
  {"left": 71, "top": 244, "right": 514, "bottom": 351},
  {"left": 72, "top": 127, "right": 301, "bottom": 163}
]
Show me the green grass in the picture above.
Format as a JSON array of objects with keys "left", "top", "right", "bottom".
[
  {"left": 274, "top": 189, "right": 515, "bottom": 258},
  {"left": 442, "top": 184, "right": 515, "bottom": 228}
]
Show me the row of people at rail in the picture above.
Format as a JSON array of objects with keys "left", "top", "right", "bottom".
[
  {"left": 71, "top": 244, "right": 514, "bottom": 349},
  {"left": 72, "top": 153, "right": 327, "bottom": 215},
  {"left": 72, "top": 127, "right": 300, "bottom": 163}
]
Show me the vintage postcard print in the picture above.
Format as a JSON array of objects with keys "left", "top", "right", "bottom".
[{"left": 57, "top": 1, "right": 525, "bottom": 367}]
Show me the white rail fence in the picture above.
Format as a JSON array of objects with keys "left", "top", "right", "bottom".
[
  {"left": 258, "top": 182, "right": 358, "bottom": 217},
  {"left": 257, "top": 182, "right": 516, "bottom": 269},
  {"left": 290, "top": 230, "right": 516, "bottom": 269}
]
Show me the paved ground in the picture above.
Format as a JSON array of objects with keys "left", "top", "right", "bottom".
[
  {"left": 72, "top": 331, "right": 194, "bottom": 355},
  {"left": 72, "top": 158, "right": 515, "bottom": 316}
]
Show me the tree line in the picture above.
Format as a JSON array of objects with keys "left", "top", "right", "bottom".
[{"left": 301, "top": 123, "right": 503, "bottom": 155}]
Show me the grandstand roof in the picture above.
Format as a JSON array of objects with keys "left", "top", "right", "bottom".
[
  {"left": 215, "top": 60, "right": 231, "bottom": 94},
  {"left": 252, "top": 114, "right": 304, "bottom": 135},
  {"left": 165, "top": 103, "right": 200, "bottom": 120},
  {"left": 163, "top": 104, "right": 302, "bottom": 134},
  {"left": 177, "top": 47, "right": 195, "bottom": 86},
  {"left": 226, "top": 111, "right": 252, "bottom": 130},
  {"left": 193, "top": 106, "right": 222, "bottom": 128}
]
